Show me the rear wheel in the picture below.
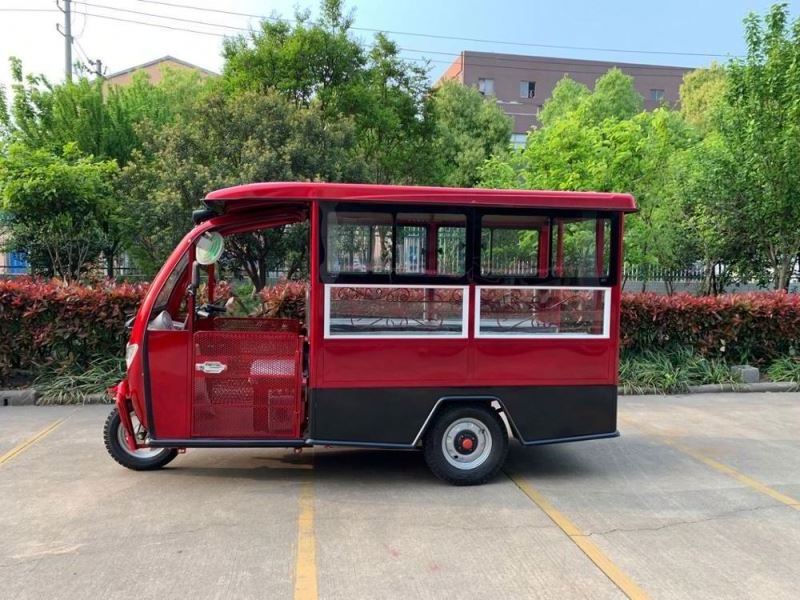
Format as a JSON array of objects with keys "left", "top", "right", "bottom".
[
  {"left": 423, "top": 404, "right": 508, "bottom": 485},
  {"left": 103, "top": 408, "right": 178, "bottom": 471}
]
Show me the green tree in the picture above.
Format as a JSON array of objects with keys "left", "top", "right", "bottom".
[
  {"left": 538, "top": 76, "right": 591, "bottom": 128},
  {"left": 679, "top": 62, "right": 728, "bottom": 136},
  {"left": 429, "top": 80, "right": 512, "bottom": 187},
  {"left": 0, "top": 143, "right": 120, "bottom": 280},
  {"left": 118, "top": 89, "right": 363, "bottom": 281},
  {"left": 716, "top": 3, "right": 800, "bottom": 289}
]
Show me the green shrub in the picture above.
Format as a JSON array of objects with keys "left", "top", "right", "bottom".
[
  {"left": 619, "top": 347, "right": 739, "bottom": 394},
  {"left": 766, "top": 356, "right": 800, "bottom": 383},
  {"left": 34, "top": 356, "right": 124, "bottom": 404}
]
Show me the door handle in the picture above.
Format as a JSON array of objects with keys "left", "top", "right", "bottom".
[{"left": 195, "top": 361, "right": 227, "bottom": 374}]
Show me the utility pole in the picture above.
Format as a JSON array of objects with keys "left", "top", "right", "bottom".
[
  {"left": 90, "top": 58, "right": 104, "bottom": 78},
  {"left": 56, "top": 0, "right": 73, "bottom": 82}
]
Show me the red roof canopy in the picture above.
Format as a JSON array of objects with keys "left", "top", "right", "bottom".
[{"left": 204, "top": 182, "right": 637, "bottom": 213}]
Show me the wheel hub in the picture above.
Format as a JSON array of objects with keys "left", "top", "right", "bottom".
[
  {"left": 441, "top": 417, "right": 493, "bottom": 471},
  {"left": 454, "top": 430, "right": 478, "bottom": 454}
]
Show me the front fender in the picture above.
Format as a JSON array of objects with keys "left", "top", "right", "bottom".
[{"left": 110, "top": 379, "right": 139, "bottom": 452}]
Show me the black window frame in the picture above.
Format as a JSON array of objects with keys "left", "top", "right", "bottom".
[
  {"left": 473, "top": 208, "right": 620, "bottom": 287},
  {"left": 319, "top": 202, "right": 473, "bottom": 285},
  {"left": 320, "top": 203, "right": 620, "bottom": 287}
]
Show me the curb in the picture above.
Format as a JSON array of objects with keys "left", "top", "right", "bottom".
[
  {"left": 0, "top": 390, "right": 110, "bottom": 406},
  {"left": 2, "top": 385, "right": 799, "bottom": 405},
  {"left": 619, "top": 381, "right": 800, "bottom": 395}
]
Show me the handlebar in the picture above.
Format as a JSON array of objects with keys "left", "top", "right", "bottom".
[{"left": 196, "top": 303, "right": 227, "bottom": 319}]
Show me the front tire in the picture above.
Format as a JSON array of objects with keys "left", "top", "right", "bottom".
[
  {"left": 423, "top": 404, "right": 508, "bottom": 485},
  {"left": 104, "top": 408, "right": 178, "bottom": 471}
]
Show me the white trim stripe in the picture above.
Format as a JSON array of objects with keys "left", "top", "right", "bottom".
[
  {"left": 475, "top": 285, "right": 611, "bottom": 339},
  {"left": 324, "top": 284, "right": 469, "bottom": 339}
]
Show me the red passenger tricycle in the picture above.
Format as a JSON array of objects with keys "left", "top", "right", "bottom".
[{"left": 105, "top": 182, "right": 636, "bottom": 484}]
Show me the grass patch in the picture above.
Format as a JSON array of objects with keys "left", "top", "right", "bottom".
[
  {"left": 766, "top": 356, "right": 800, "bottom": 383},
  {"left": 34, "top": 356, "right": 124, "bottom": 405},
  {"left": 620, "top": 347, "right": 739, "bottom": 395}
]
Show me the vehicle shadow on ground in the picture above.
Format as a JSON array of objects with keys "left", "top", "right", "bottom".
[{"left": 158, "top": 441, "right": 600, "bottom": 485}]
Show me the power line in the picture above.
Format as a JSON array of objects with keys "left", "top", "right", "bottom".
[
  {"left": 75, "top": 2, "right": 698, "bottom": 72},
  {"left": 135, "top": 0, "right": 734, "bottom": 59},
  {"left": 73, "top": 1, "right": 246, "bottom": 32},
  {"left": 74, "top": 6, "right": 694, "bottom": 79}
]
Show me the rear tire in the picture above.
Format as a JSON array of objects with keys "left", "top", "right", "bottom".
[
  {"left": 104, "top": 408, "right": 178, "bottom": 471},
  {"left": 423, "top": 404, "right": 508, "bottom": 485}
]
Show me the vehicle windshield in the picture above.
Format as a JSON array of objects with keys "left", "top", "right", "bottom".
[{"left": 152, "top": 252, "right": 189, "bottom": 314}]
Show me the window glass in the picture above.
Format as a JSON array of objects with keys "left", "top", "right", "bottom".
[
  {"left": 520, "top": 81, "right": 536, "bottom": 98},
  {"left": 478, "top": 78, "right": 494, "bottom": 96},
  {"left": 650, "top": 88, "right": 665, "bottom": 102},
  {"left": 396, "top": 213, "right": 466, "bottom": 276},
  {"left": 326, "top": 212, "right": 392, "bottom": 274},
  {"left": 477, "top": 287, "right": 607, "bottom": 338},
  {"left": 480, "top": 214, "right": 546, "bottom": 277},
  {"left": 552, "top": 217, "right": 611, "bottom": 278},
  {"left": 153, "top": 251, "right": 189, "bottom": 311},
  {"left": 326, "top": 286, "right": 466, "bottom": 337}
]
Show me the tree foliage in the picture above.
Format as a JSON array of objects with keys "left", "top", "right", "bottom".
[{"left": 0, "top": 142, "right": 120, "bottom": 280}]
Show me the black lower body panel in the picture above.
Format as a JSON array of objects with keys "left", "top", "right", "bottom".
[{"left": 310, "top": 385, "right": 617, "bottom": 446}]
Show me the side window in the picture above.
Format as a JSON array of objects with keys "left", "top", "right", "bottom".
[
  {"left": 326, "top": 212, "right": 392, "bottom": 274},
  {"left": 153, "top": 252, "right": 189, "bottom": 312},
  {"left": 552, "top": 217, "right": 611, "bottom": 278},
  {"left": 396, "top": 213, "right": 466, "bottom": 276},
  {"left": 480, "top": 214, "right": 546, "bottom": 277}
]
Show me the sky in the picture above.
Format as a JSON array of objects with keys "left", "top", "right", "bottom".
[{"left": 0, "top": 0, "right": 795, "bottom": 94}]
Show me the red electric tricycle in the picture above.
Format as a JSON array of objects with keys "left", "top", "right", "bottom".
[{"left": 105, "top": 182, "right": 636, "bottom": 484}]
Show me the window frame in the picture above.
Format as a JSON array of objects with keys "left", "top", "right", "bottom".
[
  {"left": 474, "top": 285, "right": 611, "bottom": 339},
  {"left": 320, "top": 204, "right": 620, "bottom": 288},
  {"left": 319, "top": 202, "right": 473, "bottom": 285},
  {"left": 520, "top": 80, "right": 536, "bottom": 99},
  {"left": 473, "top": 208, "right": 620, "bottom": 287},
  {"left": 324, "top": 283, "right": 470, "bottom": 340}
]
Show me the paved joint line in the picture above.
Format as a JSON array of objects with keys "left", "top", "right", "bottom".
[
  {"left": 505, "top": 470, "right": 650, "bottom": 600},
  {"left": 620, "top": 415, "right": 800, "bottom": 512},
  {"left": 0, "top": 418, "right": 66, "bottom": 466},
  {"left": 293, "top": 460, "right": 317, "bottom": 600}
]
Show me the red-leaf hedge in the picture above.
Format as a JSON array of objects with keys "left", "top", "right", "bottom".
[
  {"left": 0, "top": 278, "right": 147, "bottom": 381},
  {"left": 620, "top": 292, "right": 800, "bottom": 363},
  {"left": 1, "top": 280, "right": 797, "bottom": 384}
]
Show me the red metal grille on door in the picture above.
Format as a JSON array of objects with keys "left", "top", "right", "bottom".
[{"left": 192, "top": 331, "right": 302, "bottom": 438}]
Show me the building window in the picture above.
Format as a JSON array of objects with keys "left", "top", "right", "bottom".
[
  {"left": 510, "top": 133, "right": 527, "bottom": 148},
  {"left": 650, "top": 88, "right": 665, "bottom": 102},
  {"left": 520, "top": 81, "right": 536, "bottom": 98},
  {"left": 478, "top": 78, "right": 494, "bottom": 96}
]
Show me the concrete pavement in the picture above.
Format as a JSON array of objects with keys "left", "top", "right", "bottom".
[{"left": 1, "top": 393, "right": 799, "bottom": 599}]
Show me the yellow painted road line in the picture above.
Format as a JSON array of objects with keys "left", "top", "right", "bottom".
[
  {"left": 0, "top": 418, "right": 66, "bottom": 466},
  {"left": 506, "top": 471, "right": 650, "bottom": 600},
  {"left": 293, "top": 474, "right": 318, "bottom": 600},
  {"left": 621, "top": 416, "right": 800, "bottom": 511}
]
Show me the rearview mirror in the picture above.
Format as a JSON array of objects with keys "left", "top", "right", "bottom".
[{"left": 196, "top": 231, "right": 224, "bottom": 265}]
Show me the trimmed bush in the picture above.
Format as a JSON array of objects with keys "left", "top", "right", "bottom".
[
  {"left": 0, "top": 278, "right": 146, "bottom": 382},
  {"left": 620, "top": 292, "right": 800, "bottom": 364},
  {"left": 2, "top": 279, "right": 799, "bottom": 386}
]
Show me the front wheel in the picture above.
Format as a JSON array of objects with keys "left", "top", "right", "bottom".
[
  {"left": 103, "top": 408, "right": 178, "bottom": 471},
  {"left": 423, "top": 404, "right": 508, "bottom": 485}
]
